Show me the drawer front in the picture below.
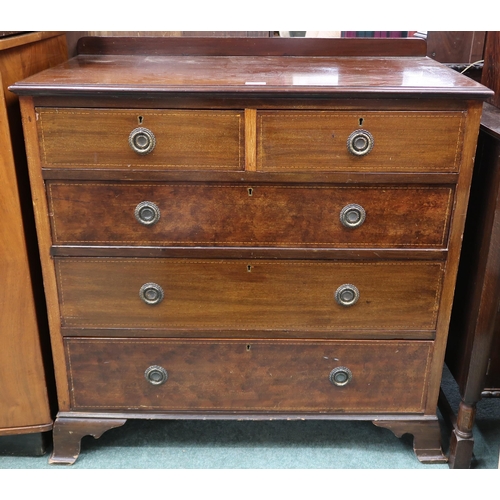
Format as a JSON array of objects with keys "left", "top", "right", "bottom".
[
  {"left": 258, "top": 111, "right": 465, "bottom": 172},
  {"left": 37, "top": 108, "right": 244, "bottom": 170},
  {"left": 65, "top": 338, "right": 431, "bottom": 413},
  {"left": 48, "top": 182, "right": 453, "bottom": 249},
  {"left": 55, "top": 258, "right": 444, "bottom": 332}
]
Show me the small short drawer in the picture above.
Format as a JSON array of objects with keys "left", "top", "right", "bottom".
[
  {"left": 55, "top": 258, "right": 444, "bottom": 333},
  {"left": 37, "top": 108, "right": 244, "bottom": 170},
  {"left": 65, "top": 338, "right": 432, "bottom": 413},
  {"left": 47, "top": 182, "right": 453, "bottom": 249},
  {"left": 257, "top": 111, "right": 465, "bottom": 172}
]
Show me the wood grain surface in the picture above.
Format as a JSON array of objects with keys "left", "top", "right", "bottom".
[
  {"left": 64, "top": 338, "right": 432, "bottom": 413},
  {"left": 257, "top": 111, "right": 466, "bottom": 172},
  {"left": 54, "top": 258, "right": 444, "bottom": 332},
  {"left": 47, "top": 182, "right": 453, "bottom": 248},
  {"left": 37, "top": 108, "right": 244, "bottom": 170}
]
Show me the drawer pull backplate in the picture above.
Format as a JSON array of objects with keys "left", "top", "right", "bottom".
[
  {"left": 347, "top": 129, "right": 374, "bottom": 156},
  {"left": 329, "top": 366, "right": 353, "bottom": 387},
  {"left": 129, "top": 127, "right": 156, "bottom": 155},
  {"left": 335, "top": 284, "right": 360, "bottom": 307},
  {"left": 139, "top": 282, "right": 164, "bottom": 305},
  {"left": 145, "top": 365, "right": 168, "bottom": 385},
  {"left": 340, "top": 203, "right": 366, "bottom": 228},
  {"left": 135, "top": 201, "right": 161, "bottom": 226}
]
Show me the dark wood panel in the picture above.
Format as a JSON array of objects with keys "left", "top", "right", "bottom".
[
  {"left": 32, "top": 95, "right": 473, "bottom": 111},
  {"left": 42, "top": 168, "right": 460, "bottom": 185},
  {"left": 480, "top": 103, "right": 500, "bottom": 140},
  {"left": 47, "top": 182, "right": 454, "bottom": 249},
  {"left": 65, "top": 338, "right": 432, "bottom": 413},
  {"left": 484, "top": 310, "right": 500, "bottom": 390},
  {"left": 49, "top": 245, "right": 447, "bottom": 262},
  {"left": 60, "top": 326, "right": 436, "bottom": 341},
  {"left": 66, "top": 32, "right": 271, "bottom": 58},
  {"left": 427, "top": 31, "right": 486, "bottom": 63},
  {"left": 76, "top": 36, "right": 427, "bottom": 57},
  {"left": 55, "top": 258, "right": 444, "bottom": 332},
  {"left": 481, "top": 32, "right": 500, "bottom": 108}
]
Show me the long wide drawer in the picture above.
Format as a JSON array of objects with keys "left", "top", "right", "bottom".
[
  {"left": 47, "top": 182, "right": 453, "bottom": 248},
  {"left": 55, "top": 258, "right": 444, "bottom": 332},
  {"left": 37, "top": 108, "right": 244, "bottom": 170},
  {"left": 64, "top": 338, "right": 432, "bottom": 413},
  {"left": 258, "top": 111, "right": 465, "bottom": 172}
]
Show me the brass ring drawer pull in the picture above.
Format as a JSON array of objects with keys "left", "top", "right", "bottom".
[
  {"left": 145, "top": 365, "right": 168, "bottom": 385},
  {"left": 335, "top": 284, "right": 359, "bottom": 307},
  {"left": 129, "top": 127, "right": 156, "bottom": 155},
  {"left": 139, "top": 282, "right": 164, "bottom": 305},
  {"left": 135, "top": 201, "right": 161, "bottom": 226},
  {"left": 347, "top": 129, "right": 374, "bottom": 156},
  {"left": 329, "top": 366, "right": 352, "bottom": 387},
  {"left": 340, "top": 203, "right": 366, "bottom": 228}
]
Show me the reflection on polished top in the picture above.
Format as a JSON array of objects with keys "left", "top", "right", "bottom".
[{"left": 11, "top": 49, "right": 492, "bottom": 98}]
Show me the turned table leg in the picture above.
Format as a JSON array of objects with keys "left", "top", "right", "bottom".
[
  {"left": 439, "top": 384, "right": 478, "bottom": 468},
  {"left": 49, "top": 416, "right": 127, "bottom": 465},
  {"left": 373, "top": 418, "right": 448, "bottom": 464},
  {"left": 447, "top": 401, "right": 476, "bottom": 469}
]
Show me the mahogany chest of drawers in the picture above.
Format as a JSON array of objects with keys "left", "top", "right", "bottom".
[{"left": 11, "top": 36, "right": 492, "bottom": 465}]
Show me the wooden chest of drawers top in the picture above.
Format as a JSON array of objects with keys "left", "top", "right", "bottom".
[{"left": 12, "top": 36, "right": 488, "bottom": 99}]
